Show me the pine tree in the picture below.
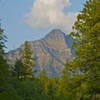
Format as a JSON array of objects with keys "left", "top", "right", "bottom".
[
  {"left": 56, "top": 65, "right": 74, "bottom": 100},
  {"left": 12, "top": 59, "right": 25, "bottom": 79},
  {"left": 0, "top": 22, "right": 25, "bottom": 100},
  {"left": 39, "top": 70, "right": 49, "bottom": 95},
  {"left": 0, "top": 25, "right": 9, "bottom": 93},
  {"left": 69, "top": 0, "right": 100, "bottom": 99},
  {"left": 22, "top": 41, "right": 34, "bottom": 78},
  {"left": 0, "top": 24, "right": 7, "bottom": 54}
]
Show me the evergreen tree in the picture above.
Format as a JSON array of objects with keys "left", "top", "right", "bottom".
[
  {"left": 69, "top": 0, "right": 100, "bottom": 99},
  {"left": 48, "top": 77, "right": 58, "bottom": 100},
  {"left": 0, "top": 23, "right": 22, "bottom": 100},
  {"left": 56, "top": 65, "right": 74, "bottom": 100},
  {"left": 0, "top": 25, "right": 9, "bottom": 93},
  {"left": 12, "top": 59, "right": 25, "bottom": 79},
  {"left": 0, "top": 25, "right": 7, "bottom": 54},
  {"left": 22, "top": 41, "right": 34, "bottom": 78},
  {"left": 39, "top": 70, "right": 49, "bottom": 95}
]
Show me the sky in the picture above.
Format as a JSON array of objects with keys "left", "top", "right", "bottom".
[{"left": 0, "top": 0, "right": 86, "bottom": 51}]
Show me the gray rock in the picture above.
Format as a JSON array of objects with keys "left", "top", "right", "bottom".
[{"left": 7, "top": 29, "right": 72, "bottom": 76}]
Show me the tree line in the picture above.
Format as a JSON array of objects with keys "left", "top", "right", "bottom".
[{"left": 0, "top": 0, "right": 100, "bottom": 100}]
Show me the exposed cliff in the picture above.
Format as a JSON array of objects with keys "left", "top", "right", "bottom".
[{"left": 7, "top": 29, "right": 72, "bottom": 76}]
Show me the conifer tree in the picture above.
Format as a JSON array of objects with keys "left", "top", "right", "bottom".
[
  {"left": 0, "top": 23, "right": 23, "bottom": 100},
  {"left": 39, "top": 70, "right": 49, "bottom": 95},
  {"left": 56, "top": 65, "right": 73, "bottom": 100},
  {"left": 22, "top": 41, "right": 34, "bottom": 78},
  {"left": 0, "top": 25, "right": 9, "bottom": 93},
  {"left": 69, "top": 0, "right": 100, "bottom": 99},
  {"left": 0, "top": 24, "right": 6, "bottom": 54},
  {"left": 12, "top": 59, "right": 25, "bottom": 79}
]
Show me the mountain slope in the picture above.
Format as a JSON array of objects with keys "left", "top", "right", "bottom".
[{"left": 7, "top": 29, "right": 72, "bottom": 76}]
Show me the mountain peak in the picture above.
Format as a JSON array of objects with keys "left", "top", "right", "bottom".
[
  {"left": 50, "top": 29, "right": 64, "bottom": 33},
  {"left": 7, "top": 29, "right": 72, "bottom": 76},
  {"left": 45, "top": 29, "right": 65, "bottom": 39}
]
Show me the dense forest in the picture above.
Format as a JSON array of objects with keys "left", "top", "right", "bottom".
[{"left": 0, "top": 0, "right": 100, "bottom": 100}]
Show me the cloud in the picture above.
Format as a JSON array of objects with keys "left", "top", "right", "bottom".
[{"left": 25, "top": 0, "right": 78, "bottom": 33}]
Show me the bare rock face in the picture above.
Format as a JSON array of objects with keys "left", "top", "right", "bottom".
[{"left": 7, "top": 29, "right": 72, "bottom": 76}]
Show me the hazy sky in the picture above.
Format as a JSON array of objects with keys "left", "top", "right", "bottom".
[{"left": 0, "top": 0, "right": 86, "bottom": 51}]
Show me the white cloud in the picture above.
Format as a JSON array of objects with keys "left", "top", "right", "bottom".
[{"left": 25, "top": 0, "right": 78, "bottom": 33}]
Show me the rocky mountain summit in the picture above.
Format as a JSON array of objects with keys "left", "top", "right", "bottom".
[{"left": 7, "top": 29, "right": 72, "bottom": 76}]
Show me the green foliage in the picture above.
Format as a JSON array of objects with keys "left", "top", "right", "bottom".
[
  {"left": 22, "top": 41, "right": 34, "bottom": 78},
  {"left": 0, "top": 88, "right": 23, "bottom": 100},
  {"left": 69, "top": 0, "right": 100, "bottom": 99},
  {"left": 0, "top": 26, "right": 10, "bottom": 98},
  {"left": 0, "top": 25, "right": 9, "bottom": 85},
  {"left": 0, "top": 24, "right": 23, "bottom": 100},
  {"left": 23, "top": 41, "right": 33, "bottom": 66},
  {"left": 12, "top": 59, "right": 25, "bottom": 79},
  {"left": 39, "top": 70, "right": 50, "bottom": 95},
  {"left": 0, "top": 0, "right": 100, "bottom": 99},
  {"left": 0, "top": 55, "right": 9, "bottom": 89},
  {"left": 0, "top": 27, "right": 7, "bottom": 54}
]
